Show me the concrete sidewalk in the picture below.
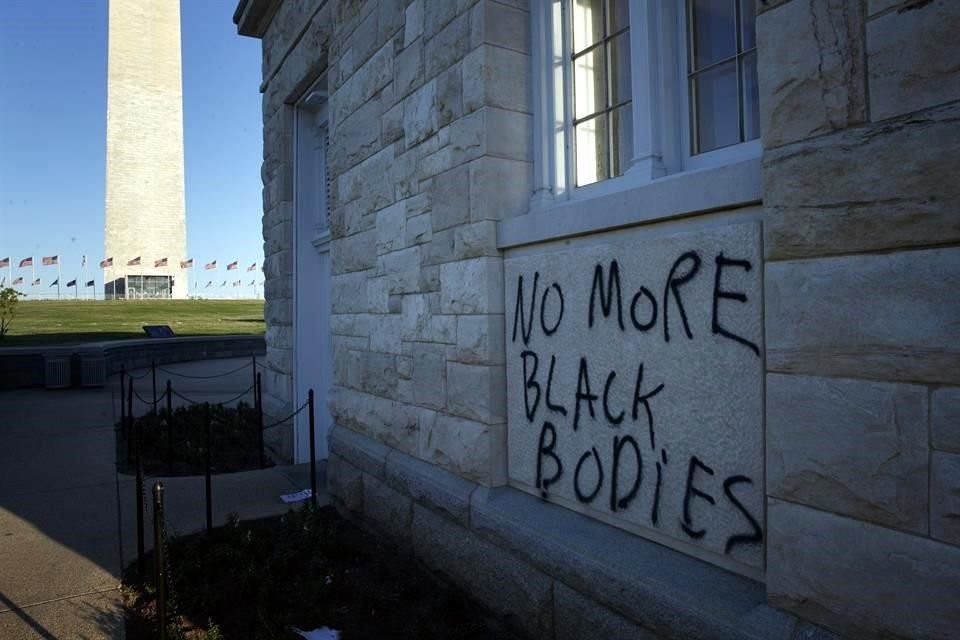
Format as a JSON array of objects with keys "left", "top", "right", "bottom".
[{"left": 0, "top": 358, "right": 324, "bottom": 639}]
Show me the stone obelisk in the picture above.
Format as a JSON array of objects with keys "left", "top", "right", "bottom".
[{"left": 104, "top": 0, "right": 187, "bottom": 299}]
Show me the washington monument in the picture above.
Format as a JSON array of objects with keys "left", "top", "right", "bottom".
[{"left": 104, "top": 0, "right": 187, "bottom": 299}]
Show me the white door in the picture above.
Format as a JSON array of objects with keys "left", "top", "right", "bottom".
[{"left": 293, "top": 84, "right": 332, "bottom": 463}]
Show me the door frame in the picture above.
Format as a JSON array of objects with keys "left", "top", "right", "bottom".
[{"left": 292, "top": 76, "right": 331, "bottom": 463}]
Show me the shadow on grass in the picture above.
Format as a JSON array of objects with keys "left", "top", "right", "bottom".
[
  {"left": 0, "top": 332, "right": 144, "bottom": 347},
  {"left": 0, "top": 330, "right": 264, "bottom": 348}
]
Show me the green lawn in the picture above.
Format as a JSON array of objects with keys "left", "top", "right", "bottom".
[{"left": 0, "top": 299, "right": 264, "bottom": 347}]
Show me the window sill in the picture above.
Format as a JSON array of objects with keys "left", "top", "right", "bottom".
[{"left": 498, "top": 156, "right": 761, "bottom": 249}]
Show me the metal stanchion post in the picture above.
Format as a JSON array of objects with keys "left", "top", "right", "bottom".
[
  {"left": 251, "top": 355, "right": 257, "bottom": 407},
  {"left": 257, "top": 372, "right": 264, "bottom": 468},
  {"left": 134, "top": 383, "right": 145, "bottom": 579},
  {"left": 166, "top": 380, "right": 173, "bottom": 473},
  {"left": 120, "top": 364, "right": 126, "bottom": 438},
  {"left": 126, "top": 372, "right": 134, "bottom": 463},
  {"left": 153, "top": 482, "right": 167, "bottom": 640},
  {"left": 204, "top": 403, "right": 213, "bottom": 534},
  {"left": 308, "top": 389, "right": 317, "bottom": 506},
  {"left": 151, "top": 359, "right": 158, "bottom": 416}
]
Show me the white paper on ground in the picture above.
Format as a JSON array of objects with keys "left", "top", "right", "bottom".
[
  {"left": 280, "top": 489, "right": 313, "bottom": 503},
  {"left": 293, "top": 627, "right": 340, "bottom": 640}
]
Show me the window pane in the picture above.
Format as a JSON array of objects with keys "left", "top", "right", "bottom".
[
  {"left": 692, "top": 61, "right": 739, "bottom": 153},
  {"left": 573, "top": 46, "right": 606, "bottom": 119},
  {"left": 575, "top": 114, "right": 609, "bottom": 186},
  {"left": 607, "top": 0, "right": 629, "bottom": 33},
  {"left": 740, "top": 0, "right": 756, "bottom": 51},
  {"left": 741, "top": 51, "right": 760, "bottom": 141},
  {"left": 572, "top": 0, "right": 603, "bottom": 53},
  {"left": 690, "top": 0, "right": 737, "bottom": 69},
  {"left": 611, "top": 104, "right": 633, "bottom": 177},
  {"left": 608, "top": 31, "right": 631, "bottom": 105}
]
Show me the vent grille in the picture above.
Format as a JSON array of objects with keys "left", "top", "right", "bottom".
[{"left": 44, "top": 356, "right": 71, "bottom": 389}]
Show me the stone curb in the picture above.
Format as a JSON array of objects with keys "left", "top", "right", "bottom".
[
  {"left": 328, "top": 424, "right": 841, "bottom": 640},
  {"left": 328, "top": 424, "right": 391, "bottom": 479}
]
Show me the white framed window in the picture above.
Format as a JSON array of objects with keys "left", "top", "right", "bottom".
[{"left": 530, "top": 0, "right": 761, "bottom": 210}]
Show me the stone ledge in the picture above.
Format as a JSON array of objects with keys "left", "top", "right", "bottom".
[
  {"left": 470, "top": 486, "right": 817, "bottom": 640},
  {"left": 362, "top": 472, "right": 413, "bottom": 551},
  {"left": 327, "top": 424, "right": 837, "bottom": 640},
  {"left": 383, "top": 446, "right": 476, "bottom": 529},
  {"left": 327, "top": 452, "right": 363, "bottom": 514},
  {"left": 411, "top": 504, "right": 554, "bottom": 640},
  {"left": 553, "top": 581, "right": 658, "bottom": 640},
  {"left": 328, "top": 423, "right": 391, "bottom": 479}
]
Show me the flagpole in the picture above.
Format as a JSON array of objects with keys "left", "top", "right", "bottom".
[
  {"left": 57, "top": 262, "right": 61, "bottom": 300},
  {"left": 83, "top": 259, "right": 88, "bottom": 300},
  {"left": 31, "top": 263, "right": 35, "bottom": 299}
]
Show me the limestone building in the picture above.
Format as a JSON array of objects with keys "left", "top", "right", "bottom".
[
  {"left": 104, "top": 0, "right": 187, "bottom": 299},
  {"left": 236, "top": 1, "right": 960, "bottom": 637}
]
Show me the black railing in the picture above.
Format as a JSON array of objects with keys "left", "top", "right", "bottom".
[{"left": 119, "top": 356, "right": 319, "bottom": 615}]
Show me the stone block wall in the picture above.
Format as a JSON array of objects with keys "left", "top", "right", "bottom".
[
  {"left": 758, "top": 0, "right": 960, "bottom": 637},
  {"left": 321, "top": 0, "right": 532, "bottom": 486},
  {"left": 255, "top": 0, "right": 328, "bottom": 433},
  {"left": 250, "top": 0, "right": 531, "bottom": 471},
  {"left": 239, "top": 0, "right": 960, "bottom": 636}
]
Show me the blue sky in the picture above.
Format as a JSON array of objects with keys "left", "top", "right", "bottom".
[{"left": 0, "top": 0, "right": 264, "bottom": 298}]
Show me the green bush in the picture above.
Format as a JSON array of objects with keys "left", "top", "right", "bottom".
[{"left": 118, "top": 402, "right": 265, "bottom": 476}]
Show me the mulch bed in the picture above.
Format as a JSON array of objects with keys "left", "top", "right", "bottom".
[
  {"left": 116, "top": 402, "right": 268, "bottom": 476},
  {"left": 123, "top": 505, "right": 514, "bottom": 640}
]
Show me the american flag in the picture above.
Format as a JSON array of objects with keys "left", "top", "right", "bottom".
[
  {"left": 233, "top": 280, "right": 241, "bottom": 286},
  {"left": 67, "top": 279, "right": 77, "bottom": 287},
  {"left": 249, "top": 280, "right": 255, "bottom": 286},
  {"left": 227, "top": 261, "right": 238, "bottom": 271},
  {"left": 49, "top": 279, "right": 58, "bottom": 287},
  {"left": 0, "top": 257, "right": 8, "bottom": 268},
  {"left": 42, "top": 255, "right": 58, "bottom": 266},
  {"left": 100, "top": 257, "right": 113, "bottom": 268},
  {"left": 12, "top": 277, "right": 23, "bottom": 285},
  {"left": 180, "top": 258, "right": 194, "bottom": 268},
  {"left": 221, "top": 280, "right": 227, "bottom": 287},
  {"left": 81, "top": 255, "right": 86, "bottom": 267},
  {"left": 86, "top": 280, "right": 95, "bottom": 287},
  {"left": 32, "top": 278, "right": 40, "bottom": 286},
  {"left": 154, "top": 257, "right": 168, "bottom": 268},
  {"left": 0, "top": 276, "right": 5, "bottom": 286},
  {"left": 127, "top": 256, "right": 141, "bottom": 266},
  {"left": 205, "top": 260, "right": 217, "bottom": 270},
  {"left": 19, "top": 257, "right": 32, "bottom": 268},
  {"left": 247, "top": 262, "right": 257, "bottom": 272},
  {"left": 205, "top": 281, "right": 213, "bottom": 288}
]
